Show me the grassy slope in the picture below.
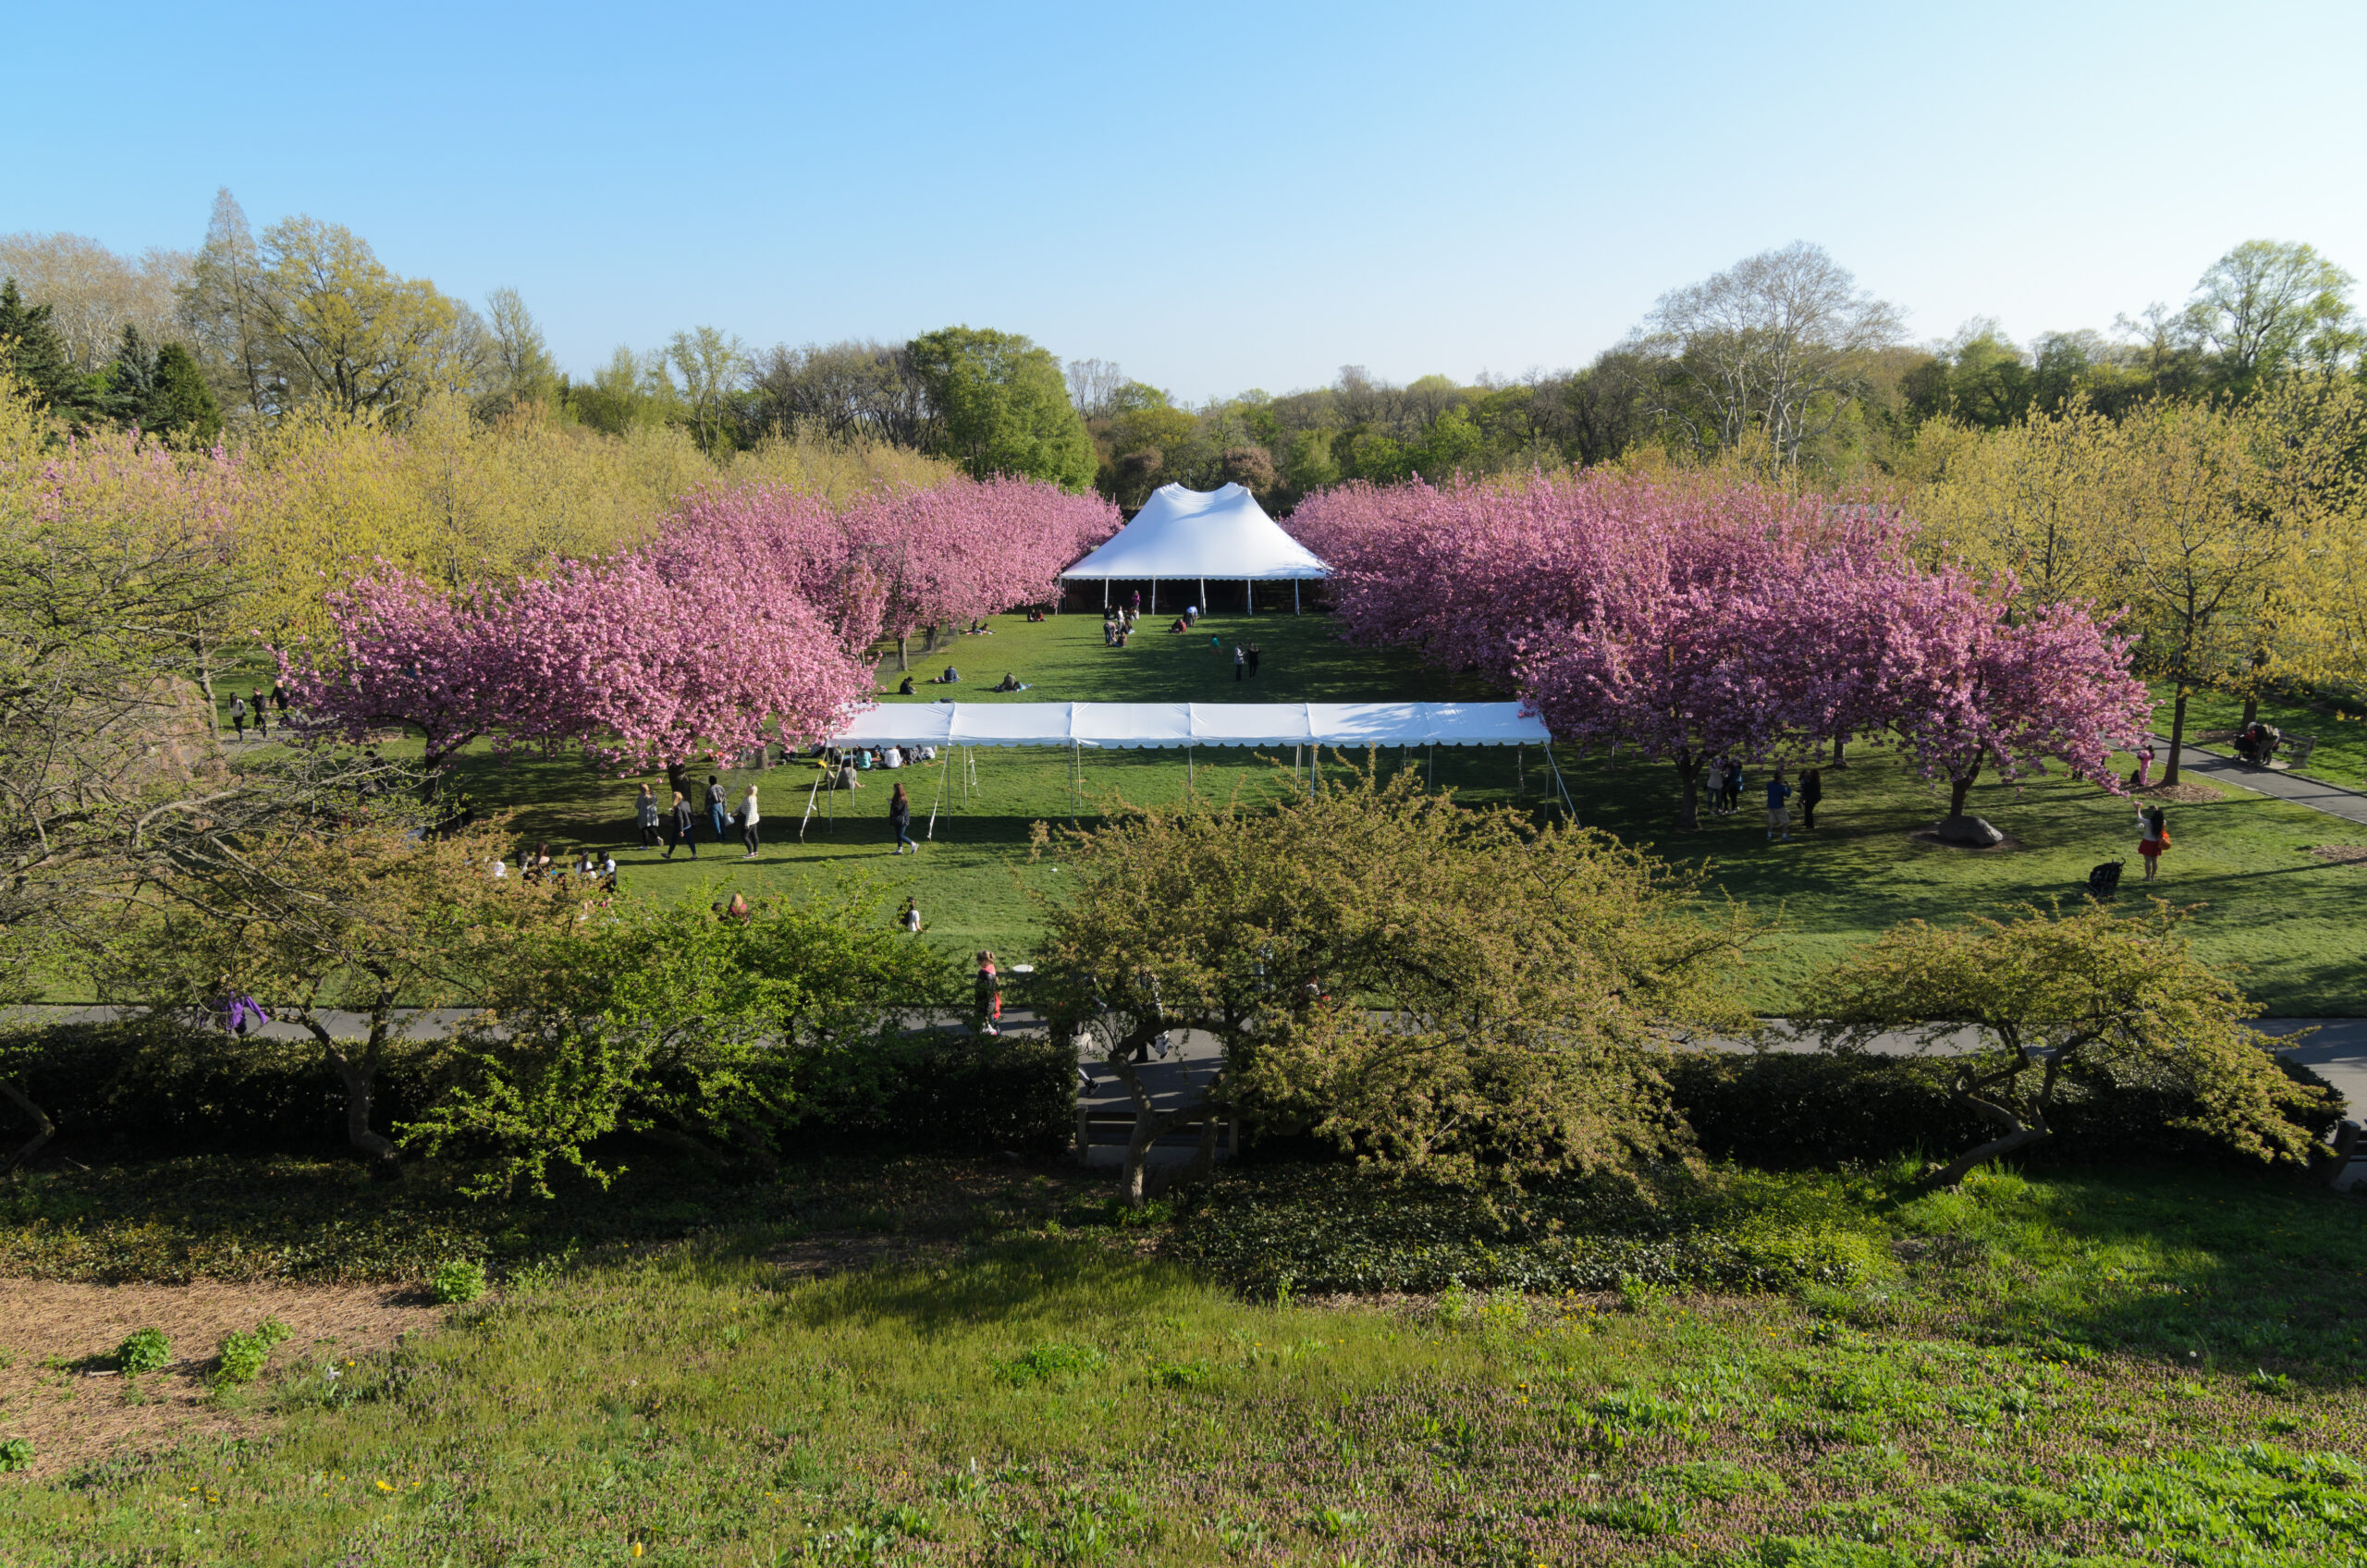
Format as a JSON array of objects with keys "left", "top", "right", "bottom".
[
  {"left": 373, "top": 611, "right": 2367, "bottom": 1013},
  {"left": 4, "top": 1158, "right": 2361, "bottom": 1565}
]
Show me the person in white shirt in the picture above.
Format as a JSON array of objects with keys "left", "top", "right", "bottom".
[
  {"left": 740, "top": 785, "right": 762, "bottom": 859},
  {"left": 884, "top": 746, "right": 903, "bottom": 768}
]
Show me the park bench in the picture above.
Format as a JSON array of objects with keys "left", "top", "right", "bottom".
[
  {"left": 1076, "top": 1108, "right": 1236, "bottom": 1169},
  {"left": 2286, "top": 733, "right": 2318, "bottom": 769}
]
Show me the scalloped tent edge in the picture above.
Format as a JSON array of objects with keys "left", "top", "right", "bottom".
[{"left": 1059, "top": 483, "right": 1329, "bottom": 582}]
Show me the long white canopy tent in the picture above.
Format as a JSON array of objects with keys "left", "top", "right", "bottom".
[
  {"left": 803, "top": 701, "right": 1576, "bottom": 837},
  {"left": 1060, "top": 483, "right": 1329, "bottom": 613}
]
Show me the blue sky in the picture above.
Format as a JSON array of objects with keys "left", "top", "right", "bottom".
[{"left": 6, "top": 1, "right": 2362, "bottom": 403}]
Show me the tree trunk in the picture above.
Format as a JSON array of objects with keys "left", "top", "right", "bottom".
[
  {"left": 2240, "top": 692, "right": 2259, "bottom": 728},
  {"left": 1920, "top": 1124, "right": 2050, "bottom": 1189},
  {"left": 1949, "top": 774, "right": 1974, "bottom": 817},
  {"left": 666, "top": 761, "right": 692, "bottom": 801},
  {"left": 324, "top": 1044, "right": 401, "bottom": 1181},
  {"left": 1832, "top": 733, "right": 1847, "bottom": 770},
  {"left": 897, "top": 634, "right": 909, "bottom": 672},
  {"left": 2164, "top": 686, "right": 2189, "bottom": 786},
  {"left": 0, "top": 1079, "right": 56, "bottom": 1177}
]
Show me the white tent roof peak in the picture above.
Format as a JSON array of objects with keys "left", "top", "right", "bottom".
[{"left": 1061, "top": 483, "right": 1329, "bottom": 581}]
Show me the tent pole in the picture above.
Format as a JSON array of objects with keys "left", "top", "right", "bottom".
[
  {"left": 926, "top": 741, "right": 950, "bottom": 839},
  {"left": 1199, "top": 576, "right": 1206, "bottom": 614},
  {"left": 1294, "top": 580, "right": 1300, "bottom": 615},
  {"left": 1188, "top": 743, "right": 1194, "bottom": 792},
  {"left": 1103, "top": 578, "right": 1109, "bottom": 609},
  {"left": 1246, "top": 579, "right": 1253, "bottom": 615},
  {"left": 799, "top": 771, "right": 821, "bottom": 842},
  {"left": 1545, "top": 744, "right": 1579, "bottom": 825},
  {"left": 828, "top": 764, "right": 836, "bottom": 835}
]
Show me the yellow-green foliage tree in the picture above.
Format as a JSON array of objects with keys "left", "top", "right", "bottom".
[
  {"left": 1914, "top": 381, "right": 2367, "bottom": 778},
  {"left": 1800, "top": 901, "right": 2340, "bottom": 1188},
  {"left": 1031, "top": 766, "right": 1760, "bottom": 1205},
  {"left": 232, "top": 396, "right": 957, "bottom": 643}
]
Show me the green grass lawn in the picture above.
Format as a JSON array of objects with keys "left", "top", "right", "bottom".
[
  {"left": 5, "top": 1156, "right": 2362, "bottom": 1564},
  {"left": 370, "top": 611, "right": 2367, "bottom": 1014}
]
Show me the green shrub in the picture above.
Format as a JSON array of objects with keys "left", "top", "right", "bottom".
[
  {"left": 0, "top": 1436, "right": 31, "bottom": 1473},
  {"left": 997, "top": 1341, "right": 1105, "bottom": 1385},
  {"left": 1663, "top": 1048, "right": 2343, "bottom": 1170},
  {"left": 430, "top": 1258, "right": 488, "bottom": 1305},
  {"left": 212, "top": 1317, "right": 293, "bottom": 1387},
  {"left": 114, "top": 1328, "right": 171, "bottom": 1375}
]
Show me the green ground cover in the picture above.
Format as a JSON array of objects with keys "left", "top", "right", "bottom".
[
  {"left": 196, "top": 613, "right": 2367, "bottom": 1013},
  {"left": 4, "top": 1155, "right": 2361, "bottom": 1564}
]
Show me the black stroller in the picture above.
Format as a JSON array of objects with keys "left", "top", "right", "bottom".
[{"left": 2087, "top": 860, "right": 2125, "bottom": 898}]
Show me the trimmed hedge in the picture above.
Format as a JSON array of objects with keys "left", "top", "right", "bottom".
[{"left": 0, "top": 1018, "right": 1072, "bottom": 1162}]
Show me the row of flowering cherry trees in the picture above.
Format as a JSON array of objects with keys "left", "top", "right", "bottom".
[
  {"left": 1289, "top": 472, "right": 2150, "bottom": 829},
  {"left": 280, "top": 475, "right": 1116, "bottom": 793}
]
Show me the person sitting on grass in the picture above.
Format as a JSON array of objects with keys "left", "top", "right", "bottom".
[
  {"left": 991, "top": 673, "right": 1031, "bottom": 692},
  {"left": 1170, "top": 617, "right": 1187, "bottom": 633},
  {"left": 898, "top": 675, "right": 915, "bottom": 695},
  {"left": 931, "top": 666, "right": 962, "bottom": 684}
]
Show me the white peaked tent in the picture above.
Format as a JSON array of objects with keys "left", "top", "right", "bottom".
[{"left": 1061, "top": 483, "right": 1328, "bottom": 612}]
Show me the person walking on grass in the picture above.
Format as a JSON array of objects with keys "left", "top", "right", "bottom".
[
  {"left": 230, "top": 693, "right": 248, "bottom": 741},
  {"left": 636, "top": 782, "right": 660, "bottom": 849},
  {"left": 1799, "top": 766, "right": 1822, "bottom": 829},
  {"left": 2138, "top": 803, "right": 2170, "bottom": 881},
  {"left": 1764, "top": 768, "right": 1793, "bottom": 841},
  {"left": 1246, "top": 642, "right": 1261, "bottom": 679},
  {"left": 1723, "top": 757, "right": 1744, "bottom": 815},
  {"left": 888, "top": 781, "right": 914, "bottom": 853},
  {"left": 739, "top": 784, "right": 762, "bottom": 859},
  {"left": 705, "top": 775, "right": 728, "bottom": 844},
  {"left": 250, "top": 688, "right": 269, "bottom": 739},
  {"left": 664, "top": 789, "right": 698, "bottom": 860},
  {"left": 1233, "top": 643, "right": 1245, "bottom": 681}
]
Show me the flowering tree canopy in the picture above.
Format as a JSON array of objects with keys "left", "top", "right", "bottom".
[
  {"left": 282, "top": 472, "right": 1115, "bottom": 790},
  {"left": 280, "top": 551, "right": 869, "bottom": 792},
  {"left": 1290, "top": 471, "right": 2151, "bottom": 827},
  {"left": 667, "top": 472, "right": 1118, "bottom": 657}
]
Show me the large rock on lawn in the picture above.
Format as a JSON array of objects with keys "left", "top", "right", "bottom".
[{"left": 1934, "top": 814, "right": 2005, "bottom": 847}]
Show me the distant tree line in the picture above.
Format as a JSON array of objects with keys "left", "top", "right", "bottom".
[{"left": 6, "top": 200, "right": 2358, "bottom": 511}]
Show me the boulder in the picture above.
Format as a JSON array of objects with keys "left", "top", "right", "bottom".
[{"left": 1933, "top": 814, "right": 2005, "bottom": 847}]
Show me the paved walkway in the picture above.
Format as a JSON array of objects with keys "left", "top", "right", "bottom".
[
  {"left": 2154, "top": 735, "right": 2367, "bottom": 828},
  {"left": 1077, "top": 1020, "right": 2363, "bottom": 1124}
]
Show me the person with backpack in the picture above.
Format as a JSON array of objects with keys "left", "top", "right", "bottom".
[
  {"left": 250, "top": 688, "right": 269, "bottom": 739},
  {"left": 2138, "top": 804, "right": 2170, "bottom": 881},
  {"left": 888, "top": 781, "right": 914, "bottom": 853},
  {"left": 229, "top": 694, "right": 249, "bottom": 741}
]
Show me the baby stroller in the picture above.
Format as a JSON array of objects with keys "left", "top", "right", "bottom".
[{"left": 2086, "top": 860, "right": 2125, "bottom": 899}]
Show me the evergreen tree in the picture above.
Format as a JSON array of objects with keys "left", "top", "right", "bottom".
[
  {"left": 152, "top": 343, "right": 223, "bottom": 444},
  {"left": 0, "top": 276, "right": 94, "bottom": 416}
]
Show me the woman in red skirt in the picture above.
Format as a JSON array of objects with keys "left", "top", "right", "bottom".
[{"left": 2138, "top": 805, "right": 2170, "bottom": 881}]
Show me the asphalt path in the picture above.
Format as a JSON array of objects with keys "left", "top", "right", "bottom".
[{"left": 2154, "top": 734, "right": 2367, "bottom": 827}]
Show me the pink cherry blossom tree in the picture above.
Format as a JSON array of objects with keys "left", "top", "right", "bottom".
[
  {"left": 1292, "top": 471, "right": 2150, "bottom": 830},
  {"left": 1893, "top": 581, "right": 2152, "bottom": 819},
  {"left": 280, "top": 551, "right": 870, "bottom": 798}
]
